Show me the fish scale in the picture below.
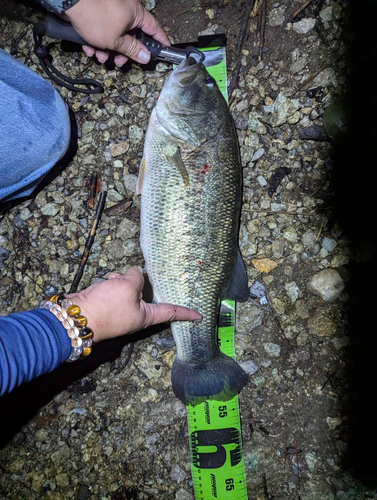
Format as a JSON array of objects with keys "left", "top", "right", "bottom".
[{"left": 139, "top": 57, "right": 249, "bottom": 405}]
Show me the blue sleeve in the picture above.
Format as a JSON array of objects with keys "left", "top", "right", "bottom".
[
  {"left": 0, "top": 309, "right": 72, "bottom": 395},
  {"left": 33, "top": 0, "right": 80, "bottom": 15}
]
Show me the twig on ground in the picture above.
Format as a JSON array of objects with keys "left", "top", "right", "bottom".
[
  {"left": 243, "top": 208, "right": 316, "bottom": 216},
  {"left": 290, "top": 0, "right": 315, "bottom": 21},
  {"left": 69, "top": 191, "right": 107, "bottom": 293},
  {"left": 262, "top": 473, "right": 269, "bottom": 500},
  {"left": 258, "top": 0, "right": 267, "bottom": 61},
  {"left": 228, "top": 0, "right": 256, "bottom": 97},
  {"left": 88, "top": 172, "right": 98, "bottom": 209}
]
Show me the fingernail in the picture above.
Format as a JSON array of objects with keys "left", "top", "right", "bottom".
[
  {"left": 138, "top": 50, "right": 150, "bottom": 64},
  {"left": 194, "top": 314, "right": 203, "bottom": 322}
]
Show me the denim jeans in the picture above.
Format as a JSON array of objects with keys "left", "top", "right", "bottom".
[{"left": 0, "top": 49, "right": 71, "bottom": 202}]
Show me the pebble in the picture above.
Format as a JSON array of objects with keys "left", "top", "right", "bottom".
[
  {"left": 270, "top": 297, "right": 285, "bottom": 315},
  {"left": 263, "top": 342, "right": 281, "bottom": 358},
  {"left": 307, "top": 313, "right": 337, "bottom": 337},
  {"left": 251, "top": 148, "right": 265, "bottom": 162},
  {"left": 239, "top": 360, "right": 259, "bottom": 374},
  {"left": 129, "top": 124, "right": 144, "bottom": 144},
  {"left": 322, "top": 237, "right": 337, "bottom": 253},
  {"left": 301, "top": 231, "right": 317, "bottom": 249},
  {"left": 307, "top": 269, "right": 345, "bottom": 302},
  {"left": 268, "top": 5, "right": 286, "bottom": 26},
  {"left": 124, "top": 173, "right": 138, "bottom": 193},
  {"left": 170, "top": 464, "right": 187, "bottom": 483},
  {"left": 107, "top": 189, "right": 124, "bottom": 202},
  {"left": 41, "top": 203, "right": 60, "bottom": 216},
  {"left": 292, "top": 17, "right": 316, "bottom": 34},
  {"left": 295, "top": 300, "right": 310, "bottom": 319},
  {"left": 110, "top": 141, "right": 129, "bottom": 157},
  {"left": 117, "top": 218, "right": 139, "bottom": 240},
  {"left": 236, "top": 302, "right": 264, "bottom": 333},
  {"left": 77, "top": 484, "right": 91, "bottom": 500},
  {"left": 257, "top": 175, "right": 268, "bottom": 187},
  {"left": 175, "top": 489, "right": 194, "bottom": 500},
  {"left": 326, "top": 417, "right": 342, "bottom": 430},
  {"left": 285, "top": 282, "right": 300, "bottom": 304}
]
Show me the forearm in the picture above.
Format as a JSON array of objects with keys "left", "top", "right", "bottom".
[{"left": 0, "top": 309, "right": 71, "bottom": 395}]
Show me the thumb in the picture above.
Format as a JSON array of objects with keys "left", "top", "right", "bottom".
[{"left": 114, "top": 34, "right": 151, "bottom": 64}]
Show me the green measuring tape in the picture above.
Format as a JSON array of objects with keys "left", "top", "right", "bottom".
[{"left": 185, "top": 42, "right": 248, "bottom": 500}]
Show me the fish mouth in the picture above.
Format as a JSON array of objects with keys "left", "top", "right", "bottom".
[{"left": 173, "top": 57, "right": 202, "bottom": 87}]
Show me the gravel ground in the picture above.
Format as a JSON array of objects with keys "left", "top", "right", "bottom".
[{"left": 1, "top": 0, "right": 377, "bottom": 499}]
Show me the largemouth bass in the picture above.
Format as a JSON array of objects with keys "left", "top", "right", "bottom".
[{"left": 138, "top": 57, "right": 249, "bottom": 405}]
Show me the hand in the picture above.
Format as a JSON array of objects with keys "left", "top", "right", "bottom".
[
  {"left": 64, "top": 0, "right": 170, "bottom": 67},
  {"left": 66, "top": 267, "right": 202, "bottom": 343}
]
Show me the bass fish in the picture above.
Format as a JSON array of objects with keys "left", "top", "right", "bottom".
[{"left": 138, "top": 57, "right": 249, "bottom": 405}]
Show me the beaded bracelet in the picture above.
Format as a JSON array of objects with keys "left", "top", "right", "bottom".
[{"left": 39, "top": 295, "right": 94, "bottom": 362}]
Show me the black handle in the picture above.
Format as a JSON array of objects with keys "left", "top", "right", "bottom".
[
  {"left": 45, "top": 15, "right": 87, "bottom": 45},
  {"left": 44, "top": 14, "right": 163, "bottom": 59}
]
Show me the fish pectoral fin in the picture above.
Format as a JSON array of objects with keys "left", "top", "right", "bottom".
[
  {"left": 136, "top": 158, "right": 146, "bottom": 195},
  {"left": 223, "top": 249, "right": 250, "bottom": 302},
  {"left": 165, "top": 146, "right": 190, "bottom": 188}
]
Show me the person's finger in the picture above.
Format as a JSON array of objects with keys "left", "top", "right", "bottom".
[
  {"left": 114, "top": 54, "right": 129, "bottom": 67},
  {"left": 108, "top": 272, "right": 121, "bottom": 280},
  {"left": 83, "top": 45, "right": 95, "bottom": 57},
  {"left": 114, "top": 34, "right": 151, "bottom": 64},
  {"left": 122, "top": 266, "right": 145, "bottom": 291},
  {"left": 142, "top": 302, "right": 202, "bottom": 328},
  {"left": 95, "top": 49, "right": 111, "bottom": 63},
  {"left": 139, "top": 10, "right": 170, "bottom": 46}
]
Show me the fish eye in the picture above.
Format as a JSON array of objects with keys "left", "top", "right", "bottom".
[{"left": 205, "top": 76, "right": 216, "bottom": 87}]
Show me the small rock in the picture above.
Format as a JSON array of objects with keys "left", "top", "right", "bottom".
[
  {"left": 124, "top": 173, "right": 138, "bottom": 193},
  {"left": 257, "top": 175, "right": 268, "bottom": 187},
  {"left": 271, "top": 297, "right": 285, "bottom": 315},
  {"left": 239, "top": 360, "right": 259, "bottom": 375},
  {"left": 283, "top": 229, "right": 298, "bottom": 242},
  {"left": 117, "top": 217, "right": 139, "bottom": 240},
  {"left": 51, "top": 444, "right": 71, "bottom": 465},
  {"left": 307, "top": 313, "right": 337, "bottom": 337},
  {"left": 77, "top": 484, "right": 91, "bottom": 500},
  {"left": 249, "top": 280, "right": 265, "bottom": 298},
  {"left": 236, "top": 302, "right": 264, "bottom": 333},
  {"left": 107, "top": 189, "right": 124, "bottom": 202},
  {"left": 285, "top": 282, "right": 300, "bottom": 304},
  {"left": 41, "top": 203, "right": 60, "bottom": 216},
  {"left": 307, "top": 269, "right": 345, "bottom": 302},
  {"left": 292, "top": 17, "right": 316, "bottom": 34},
  {"left": 322, "top": 237, "right": 337, "bottom": 253},
  {"left": 34, "top": 428, "right": 49, "bottom": 442},
  {"left": 272, "top": 240, "right": 286, "bottom": 258},
  {"left": 301, "top": 231, "right": 317, "bottom": 249},
  {"left": 268, "top": 5, "right": 286, "bottom": 26},
  {"left": 263, "top": 342, "right": 281, "bottom": 358},
  {"left": 252, "top": 258, "right": 278, "bottom": 273},
  {"left": 326, "top": 417, "right": 342, "bottom": 430},
  {"left": 175, "top": 488, "right": 194, "bottom": 500},
  {"left": 129, "top": 124, "right": 144, "bottom": 144},
  {"left": 295, "top": 300, "right": 310, "bottom": 319},
  {"left": 251, "top": 148, "right": 265, "bottom": 162},
  {"left": 170, "top": 464, "right": 187, "bottom": 483},
  {"left": 110, "top": 141, "right": 129, "bottom": 157},
  {"left": 56, "top": 473, "right": 70, "bottom": 488}
]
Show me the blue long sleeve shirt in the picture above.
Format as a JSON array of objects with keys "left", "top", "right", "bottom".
[{"left": 0, "top": 309, "right": 71, "bottom": 395}]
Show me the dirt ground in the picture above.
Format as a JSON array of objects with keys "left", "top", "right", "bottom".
[{"left": 1, "top": 0, "right": 377, "bottom": 499}]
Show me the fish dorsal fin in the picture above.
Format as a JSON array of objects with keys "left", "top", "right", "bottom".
[
  {"left": 223, "top": 249, "right": 249, "bottom": 302},
  {"left": 136, "top": 158, "right": 146, "bottom": 195},
  {"left": 164, "top": 145, "right": 190, "bottom": 188}
]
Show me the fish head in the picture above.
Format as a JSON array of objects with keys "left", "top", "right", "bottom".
[{"left": 156, "top": 57, "right": 228, "bottom": 147}]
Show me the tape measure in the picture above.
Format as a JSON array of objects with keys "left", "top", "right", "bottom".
[{"left": 186, "top": 42, "right": 248, "bottom": 500}]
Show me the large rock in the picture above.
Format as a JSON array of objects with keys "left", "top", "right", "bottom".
[{"left": 307, "top": 269, "right": 344, "bottom": 302}]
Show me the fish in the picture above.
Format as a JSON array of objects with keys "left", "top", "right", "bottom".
[{"left": 137, "top": 57, "right": 249, "bottom": 406}]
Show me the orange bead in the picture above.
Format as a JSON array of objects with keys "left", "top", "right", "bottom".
[
  {"left": 67, "top": 305, "right": 80, "bottom": 317},
  {"left": 82, "top": 347, "right": 92, "bottom": 357},
  {"left": 74, "top": 315, "right": 87, "bottom": 327}
]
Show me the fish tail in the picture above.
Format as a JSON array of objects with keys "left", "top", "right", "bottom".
[{"left": 171, "top": 351, "right": 249, "bottom": 406}]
